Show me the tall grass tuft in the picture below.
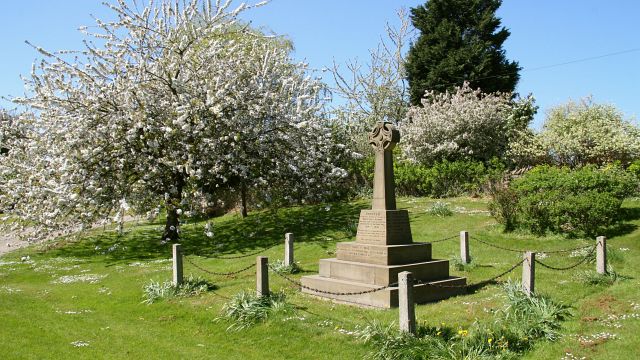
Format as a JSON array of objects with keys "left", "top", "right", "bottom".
[
  {"left": 576, "top": 268, "right": 623, "bottom": 285},
  {"left": 219, "top": 290, "right": 292, "bottom": 331},
  {"left": 426, "top": 201, "right": 454, "bottom": 217},
  {"left": 500, "top": 280, "right": 571, "bottom": 341},
  {"left": 358, "top": 281, "right": 571, "bottom": 359},
  {"left": 142, "top": 275, "right": 216, "bottom": 304},
  {"left": 270, "top": 259, "right": 301, "bottom": 274}
]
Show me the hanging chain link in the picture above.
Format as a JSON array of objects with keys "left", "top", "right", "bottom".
[
  {"left": 201, "top": 241, "right": 281, "bottom": 260},
  {"left": 416, "top": 234, "right": 459, "bottom": 244},
  {"left": 268, "top": 264, "right": 394, "bottom": 296},
  {"left": 417, "top": 259, "right": 526, "bottom": 289},
  {"left": 471, "top": 235, "right": 593, "bottom": 255},
  {"left": 534, "top": 245, "right": 597, "bottom": 271},
  {"left": 184, "top": 256, "right": 256, "bottom": 276}
]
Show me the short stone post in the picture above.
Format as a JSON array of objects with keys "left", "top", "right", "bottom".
[
  {"left": 522, "top": 251, "right": 535, "bottom": 296},
  {"left": 398, "top": 271, "right": 416, "bottom": 334},
  {"left": 256, "top": 256, "right": 270, "bottom": 297},
  {"left": 172, "top": 244, "right": 183, "bottom": 286},
  {"left": 285, "top": 233, "right": 294, "bottom": 267},
  {"left": 596, "top": 236, "right": 607, "bottom": 274},
  {"left": 460, "top": 231, "right": 470, "bottom": 264}
]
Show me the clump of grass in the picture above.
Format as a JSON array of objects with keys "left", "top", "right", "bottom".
[
  {"left": 142, "top": 275, "right": 216, "bottom": 304},
  {"left": 218, "top": 290, "right": 292, "bottom": 331},
  {"left": 576, "top": 268, "right": 622, "bottom": 285},
  {"left": 356, "top": 321, "right": 443, "bottom": 360},
  {"left": 500, "top": 280, "right": 571, "bottom": 341},
  {"left": 426, "top": 201, "right": 453, "bottom": 217},
  {"left": 357, "top": 281, "right": 571, "bottom": 359},
  {"left": 451, "top": 256, "right": 476, "bottom": 272},
  {"left": 270, "top": 259, "right": 301, "bottom": 274}
]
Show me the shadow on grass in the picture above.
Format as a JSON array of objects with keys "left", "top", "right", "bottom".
[
  {"left": 619, "top": 206, "right": 640, "bottom": 222},
  {"left": 43, "top": 201, "right": 368, "bottom": 264},
  {"left": 601, "top": 223, "right": 638, "bottom": 239}
]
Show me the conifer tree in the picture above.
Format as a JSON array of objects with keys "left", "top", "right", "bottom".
[{"left": 406, "top": 0, "right": 520, "bottom": 104}]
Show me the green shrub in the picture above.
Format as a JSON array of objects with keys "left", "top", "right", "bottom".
[
  {"left": 393, "top": 161, "right": 431, "bottom": 196},
  {"left": 355, "top": 153, "right": 506, "bottom": 198},
  {"left": 628, "top": 160, "right": 640, "bottom": 195},
  {"left": 393, "top": 159, "right": 504, "bottom": 198},
  {"left": 628, "top": 159, "right": 640, "bottom": 178},
  {"left": 487, "top": 179, "right": 518, "bottom": 232},
  {"left": 491, "top": 165, "right": 638, "bottom": 236}
]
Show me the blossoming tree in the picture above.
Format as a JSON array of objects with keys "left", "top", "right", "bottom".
[
  {"left": 0, "top": 0, "right": 349, "bottom": 242},
  {"left": 402, "top": 82, "right": 536, "bottom": 165},
  {"left": 509, "top": 98, "right": 640, "bottom": 167}
]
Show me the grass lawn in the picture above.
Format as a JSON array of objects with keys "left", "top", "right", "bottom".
[{"left": 1, "top": 197, "right": 638, "bottom": 359}]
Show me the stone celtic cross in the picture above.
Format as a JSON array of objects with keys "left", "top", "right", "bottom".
[{"left": 368, "top": 122, "right": 400, "bottom": 210}]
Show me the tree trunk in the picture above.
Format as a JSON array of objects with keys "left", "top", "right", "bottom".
[
  {"left": 162, "top": 172, "right": 185, "bottom": 242},
  {"left": 240, "top": 182, "right": 248, "bottom": 218},
  {"left": 163, "top": 203, "right": 180, "bottom": 242}
]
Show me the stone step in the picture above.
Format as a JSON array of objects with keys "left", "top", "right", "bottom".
[
  {"left": 319, "top": 258, "right": 450, "bottom": 286},
  {"left": 300, "top": 275, "right": 467, "bottom": 308},
  {"left": 336, "top": 242, "right": 431, "bottom": 265}
]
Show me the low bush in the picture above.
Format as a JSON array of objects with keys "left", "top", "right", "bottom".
[
  {"left": 491, "top": 165, "right": 638, "bottom": 236},
  {"left": 366, "top": 157, "right": 505, "bottom": 198},
  {"left": 355, "top": 153, "right": 506, "bottom": 198}
]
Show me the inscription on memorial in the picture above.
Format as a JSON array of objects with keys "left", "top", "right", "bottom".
[
  {"left": 356, "top": 210, "right": 412, "bottom": 245},
  {"left": 339, "top": 244, "right": 388, "bottom": 258},
  {"left": 356, "top": 210, "right": 386, "bottom": 243}
]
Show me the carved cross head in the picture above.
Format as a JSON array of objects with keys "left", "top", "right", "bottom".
[{"left": 368, "top": 122, "right": 400, "bottom": 152}]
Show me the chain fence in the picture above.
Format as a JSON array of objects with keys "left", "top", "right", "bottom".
[
  {"left": 176, "top": 229, "right": 603, "bottom": 303},
  {"left": 268, "top": 264, "right": 394, "bottom": 296},
  {"left": 416, "top": 234, "right": 459, "bottom": 244},
  {"left": 200, "top": 241, "right": 281, "bottom": 260},
  {"left": 470, "top": 234, "right": 594, "bottom": 255},
  {"left": 534, "top": 245, "right": 597, "bottom": 271},
  {"left": 417, "top": 258, "right": 526, "bottom": 289},
  {"left": 184, "top": 255, "right": 256, "bottom": 276}
]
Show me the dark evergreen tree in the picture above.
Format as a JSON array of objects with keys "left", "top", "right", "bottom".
[{"left": 406, "top": 0, "right": 520, "bottom": 105}]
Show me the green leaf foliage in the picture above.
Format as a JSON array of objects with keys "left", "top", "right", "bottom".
[
  {"left": 491, "top": 165, "right": 639, "bottom": 236},
  {"left": 406, "top": 0, "right": 520, "bottom": 104},
  {"left": 393, "top": 159, "right": 504, "bottom": 198}
]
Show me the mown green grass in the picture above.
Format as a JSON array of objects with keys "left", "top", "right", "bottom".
[{"left": 1, "top": 197, "right": 638, "bottom": 359}]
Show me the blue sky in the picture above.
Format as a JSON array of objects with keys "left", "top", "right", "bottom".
[{"left": 1, "top": 0, "right": 638, "bottom": 128}]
